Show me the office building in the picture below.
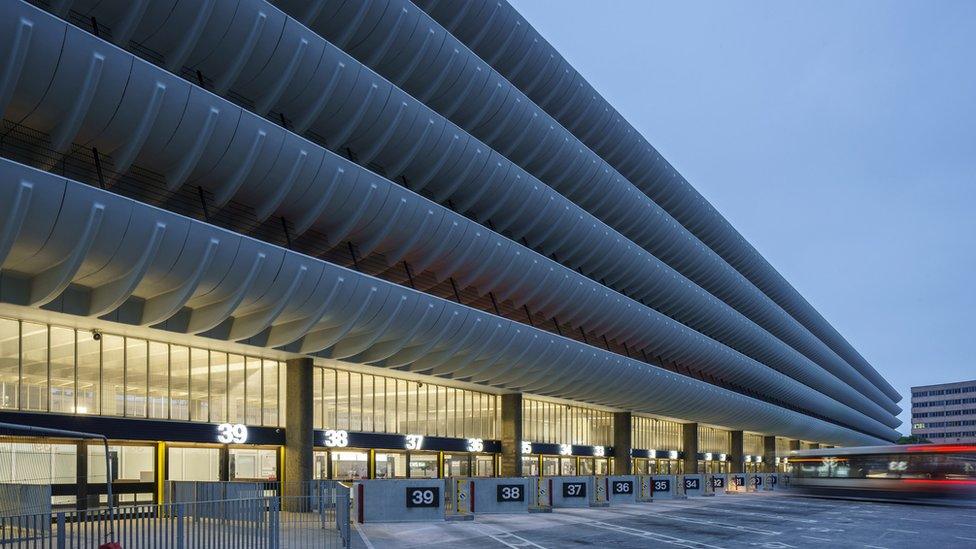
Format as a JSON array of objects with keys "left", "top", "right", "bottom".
[{"left": 911, "top": 380, "right": 976, "bottom": 443}]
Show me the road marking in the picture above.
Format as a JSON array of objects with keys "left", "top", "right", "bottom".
[
  {"left": 801, "top": 536, "right": 832, "bottom": 542},
  {"left": 683, "top": 505, "right": 818, "bottom": 524},
  {"left": 864, "top": 545, "right": 890, "bottom": 549},
  {"left": 473, "top": 524, "right": 549, "bottom": 549},
  {"left": 354, "top": 522, "right": 376, "bottom": 549},
  {"left": 584, "top": 520, "right": 726, "bottom": 549},
  {"left": 886, "top": 529, "right": 918, "bottom": 534},
  {"left": 955, "top": 536, "right": 976, "bottom": 542},
  {"left": 899, "top": 517, "right": 926, "bottom": 522}
]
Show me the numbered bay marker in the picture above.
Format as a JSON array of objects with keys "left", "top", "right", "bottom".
[{"left": 216, "top": 423, "right": 248, "bottom": 444}]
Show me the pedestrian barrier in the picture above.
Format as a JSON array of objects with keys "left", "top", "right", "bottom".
[
  {"left": 682, "top": 474, "right": 714, "bottom": 497},
  {"left": 469, "top": 478, "right": 533, "bottom": 514},
  {"left": 606, "top": 476, "right": 638, "bottom": 504},
  {"left": 635, "top": 475, "right": 654, "bottom": 502},
  {"left": 650, "top": 475, "right": 684, "bottom": 500},
  {"left": 550, "top": 476, "right": 595, "bottom": 508},
  {"left": 354, "top": 479, "right": 444, "bottom": 522}
]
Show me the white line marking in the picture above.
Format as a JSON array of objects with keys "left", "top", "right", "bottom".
[
  {"left": 354, "top": 522, "right": 375, "bottom": 549},
  {"left": 885, "top": 529, "right": 918, "bottom": 534},
  {"left": 955, "top": 536, "right": 976, "bottom": 542},
  {"left": 801, "top": 536, "right": 832, "bottom": 542},
  {"left": 956, "top": 523, "right": 976, "bottom": 528},
  {"left": 899, "top": 518, "right": 926, "bottom": 522},
  {"left": 584, "top": 520, "right": 727, "bottom": 549},
  {"left": 864, "top": 545, "right": 890, "bottom": 549},
  {"left": 473, "top": 524, "right": 549, "bottom": 549}
]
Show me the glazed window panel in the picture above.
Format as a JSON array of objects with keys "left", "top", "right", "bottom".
[
  {"left": 313, "top": 366, "right": 323, "bottom": 429},
  {"left": 76, "top": 329, "right": 99, "bottom": 415},
  {"left": 189, "top": 348, "right": 208, "bottom": 422},
  {"left": 362, "top": 374, "right": 373, "bottom": 432},
  {"left": 170, "top": 345, "right": 190, "bottom": 421},
  {"left": 245, "top": 356, "right": 262, "bottom": 426},
  {"left": 49, "top": 326, "right": 74, "bottom": 414},
  {"left": 0, "top": 318, "right": 19, "bottom": 410},
  {"left": 348, "top": 372, "right": 361, "bottom": 432},
  {"left": 210, "top": 352, "right": 228, "bottom": 423},
  {"left": 147, "top": 341, "right": 168, "bottom": 419},
  {"left": 20, "top": 322, "right": 48, "bottom": 412},
  {"left": 336, "top": 370, "right": 349, "bottom": 431},
  {"left": 101, "top": 334, "right": 124, "bottom": 416},
  {"left": 227, "top": 354, "right": 246, "bottom": 424},
  {"left": 261, "top": 360, "right": 277, "bottom": 427},
  {"left": 125, "top": 338, "right": 148, "bottom": 418}
]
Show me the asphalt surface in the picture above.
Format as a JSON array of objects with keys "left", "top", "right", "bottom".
[{"left": 353, "top": 492, "right": 976, "bottom": 548}]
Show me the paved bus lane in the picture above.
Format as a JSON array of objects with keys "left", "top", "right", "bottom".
[{"left": 354, "top": 492, "right": 976, "bottom": 548}]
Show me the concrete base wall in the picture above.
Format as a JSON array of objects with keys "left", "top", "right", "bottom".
[
  {"left": 550, "top": 476, "right": 594, "bottom": 508},
  {"left": 606, "top": 475, "right": 638, "bottom": 504},
  {"left": 355, "top": 479, "right": 445, "bottom": 522},
  {"left": 470, "top": 478, "right": 532, "bottom": 514}
]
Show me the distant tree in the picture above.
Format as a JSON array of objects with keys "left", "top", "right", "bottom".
[{"left": 896, "top": 435, "right": 931, "bottom": 444}]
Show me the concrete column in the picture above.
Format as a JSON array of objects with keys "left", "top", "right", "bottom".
[
  {"left": 76, "top": 440, "right": 90, "bottom": 511},
  {"left": 219, "top": 446, "right": 230, "bottom": 481},
  {"left": 500, "top": 393, "right": 523, "bottom": 477},
  {"left": 682, "top": 423, "right": 698, "bottom": 474},
  {"left": 285, "top": 357, "right": 314, "bottom": 503},
  {"left": 729, "top": 431, "right": 745, "bottom": 473},
  {"left": 762, "top": 436, "right": 776, "bottom": 472},
  {"left": 613, "top": 412, "right": 632, "bottom": 475}
]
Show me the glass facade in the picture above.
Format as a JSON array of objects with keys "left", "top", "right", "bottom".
[
  {"left": 698, "top": 426, "right": 731, "bottom": 454},
  {"left": 744, "top": 433, "right": 764, "bottom": 456},
  {"left": 522, "top": 399, "right": 613, "bottom": 446},
  {"left": 0, "top": 317, "right": 286, "bottom": 427},
  {"left": 312, "top": 368, "right": 498, "bottom": 439},
  {"left": 632, "top": 416, "right": 683, "bottom": 451}
]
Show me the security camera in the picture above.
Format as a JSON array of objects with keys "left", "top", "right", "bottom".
[{"left": 91, "top": 329, "right": 102, "bottom": 341}]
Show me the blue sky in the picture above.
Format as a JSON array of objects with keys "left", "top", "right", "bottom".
[{"left": 508, "top": 0, "right": 976, "bottom": 431}]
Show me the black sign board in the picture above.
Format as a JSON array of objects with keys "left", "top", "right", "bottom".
[
  {"left": 712, "top": 476, "right": 725, "bottom": 488},
  {"left": 652, "top": 479, "right": 670, "bottom": 492},
  {"left": 611, "top": 481, "right": 633, "bottom": 495},
  {"left": 732, "top": 476, "right": 744, "bottom": 487},
  {"left": 684, "top": 477, "right": 700, "bottom": 490},
  {"left": 496, "top": 484, "right": 525, "bottom": 502},
  {"left": 405, "top": 487, "right": 439, "bottom": 508},
  {"left": 562, "top": 482, "right": 587, "bottom": 498},
  {"left": 771, "top": 475, "right": 777, "bottom": 485},
  {"left": 752, "top": 475, "right": 762, "bottom": 486}
]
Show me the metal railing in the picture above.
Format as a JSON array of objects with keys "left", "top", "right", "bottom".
[{"left": 0, "top": 490, "right": 351, "bottom": 548}]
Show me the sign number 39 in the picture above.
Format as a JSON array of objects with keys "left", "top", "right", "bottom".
[{"left": 216, "top": 423, "right": 248, "bottom": 444}]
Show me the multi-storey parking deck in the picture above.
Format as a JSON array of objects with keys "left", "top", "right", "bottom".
[{"left": 0, "top": 0, "right": 898, "bottom": 512}]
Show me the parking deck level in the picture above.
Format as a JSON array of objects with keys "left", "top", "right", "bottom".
[{"left": 353, "top": 492, "right": 976, "bottom": 548}]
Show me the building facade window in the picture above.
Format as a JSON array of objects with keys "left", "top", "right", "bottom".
[
  {"left": 522, "top": 399, "right": 613, "bottom": 446},
  {"left": 632, "top": 416, "right": 683, "bottom": 451},
  {"left": 0, "top": 317, "right": 286, "bottom": 427},
  {"left": 312, "top": 367, "right": 497, "bottom": 439}
]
